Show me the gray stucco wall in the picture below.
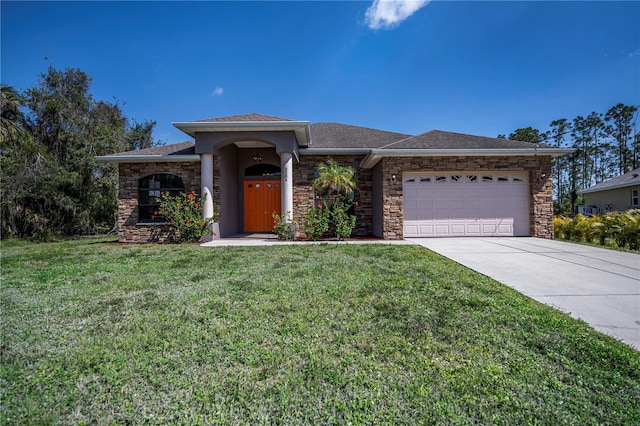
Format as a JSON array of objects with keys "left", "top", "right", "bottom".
[
  {"left": 219, "top": 145, "right": 239, "bottom": 237},
  {"left": 371, "top": 162, "right": 383, "bottom": 238},
  {"left": 583, "top": 186, "right": 640, "bottom": 212}
]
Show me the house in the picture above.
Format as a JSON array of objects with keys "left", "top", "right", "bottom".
[
  {"left": 96, "top": 113, "right": 573, "bottom": 243},
  {"left": 578, "top": 168, "right": 640, "bottom": 213}
]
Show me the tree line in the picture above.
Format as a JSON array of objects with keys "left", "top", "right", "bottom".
[
  {"left": 2, "top": 67, "right": 637, "bottom": 239},
  {"left": 498, "top": 103, "right": 639, "bottom": 215},
  {"left": 1, "top": 66, "right": 159, "bottom": 240}
]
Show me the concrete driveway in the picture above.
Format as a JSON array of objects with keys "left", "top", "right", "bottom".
[{"left": 406, "top": 237, "right": 640, "bottom": 350}]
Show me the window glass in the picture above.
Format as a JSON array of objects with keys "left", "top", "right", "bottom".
[
  {"left": 138, "top": 174, "right": 185, "bottom": 222},
  {"left": 245, "top": 164, "right": 281, "bottom": 176},
  {"left": 632, "top": 189, "right": 639, "bottom": 207}
]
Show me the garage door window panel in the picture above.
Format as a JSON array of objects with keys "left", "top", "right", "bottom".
[{"left": 403, "top": 172, "right": 529, "bottom": 237}]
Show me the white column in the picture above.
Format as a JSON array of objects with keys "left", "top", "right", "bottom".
[
  {"left": 281, "top": 152, "right": 293, "bottom": 221},
  {"left": 201, "top": 153, "right": 214, "bottom": 220}
]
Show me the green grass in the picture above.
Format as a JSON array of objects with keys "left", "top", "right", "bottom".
[{"left": 1, "top": 236, "right": 639, "bottom": 424}]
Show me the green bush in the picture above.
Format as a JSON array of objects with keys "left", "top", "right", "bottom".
[
  {"left": 553, "top": 216, "right": 570, "bottom": 239},
  {"left": 158, "top": 191, "right": 217, "bottom": 243},
  {"left": 272, "top": 211, "right": 297, "bottom": 241},
  {"left": 554, "top": 210, "right": 640, "bottom": 250},
  {"left": 331, "top": 198, "right": 357, "bottom": 240},
  {"left": 304, "top": 204, "right": 330, "bottom": 241},
  {"left": 615, "top": 210, "right": 640, "bottom": 250}
]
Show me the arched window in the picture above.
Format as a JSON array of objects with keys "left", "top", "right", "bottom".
[
  {"left": 138, "top": 174, "right": 184, "bottom": 222},
  {"left": 244, "top": 164, "right": 281, "bottom": 177}
]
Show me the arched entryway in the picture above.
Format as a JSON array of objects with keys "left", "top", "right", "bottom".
[{"left": 243, "top": 164, "right": 282, "bottom": 232}]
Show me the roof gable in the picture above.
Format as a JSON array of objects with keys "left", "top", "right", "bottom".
[
  {"left": 95, "top": 141, "right": 198, "bottom": 163},
  {"left": 309, "top": 123, "right": 410, "bottom": 149},
  {"left": 97, "top": 113, "right": 574, "bottom": 164},
  {"left": 579, "top": 168, "right": 640, "bottom": 194},
  {"left": 380, "top": 130, "right": 554, "bottom": 150},
  {"left": 121, "top": 141, "right": 195, "bottom": 156},
  {"left": 194, "top": 113, "right": 295, "bottom": 123}
]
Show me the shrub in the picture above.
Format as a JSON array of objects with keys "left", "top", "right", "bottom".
[
  {"left": 331, "top": 198, "right": 356, "bottom": 240},
  {"left": 573, "top": 214, "right": 598, "bottom": 243},
  {"left": 614, "top": 210, "right": 640, "bottom": 250},
  {"left": 554, "top": 210, "right": 640, "bottom": 250},
  {"left": 304, "top": 204, "right": 329, "bottom": 241},
  {"left": 553, "top": 216, "right": 570, "bottom": 239},
  {"left": 272, "top": 212, "right": 297, "bottom": 241},
  {"left": 157, "top": 191, "right": 217, "bottom": 243}
]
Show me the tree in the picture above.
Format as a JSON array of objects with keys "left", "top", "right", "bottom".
[
  {"left": 508, "top": 127, "right": 544, "bottom": 144},
  {"left": 547, "top": 118, "right": 572, "bottom": 213},
  {"left": 634, "top": 131, "right": 640, "bottom": 169},
  {"left": 126, "top": 119, "right": 158, "bottom": 151},
  {"left": 1, "top": 66, "right": 158, "bottom": 239},
  {"left": 604, "top": 103, "right": 638, "bottom": 174},
  {"left": 24, "top": 66, "right": 94, "bottom": 161},
  {"left": 584, "top": 111, "right": 612, "bottom": 185},
  {"left": 0, "top": 84, "right": 26, "bottom": 145},
  {"left": 501, "top": 103, "right": 638, "bottom": 216}
]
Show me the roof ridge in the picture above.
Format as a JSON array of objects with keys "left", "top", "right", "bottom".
[
  {"left": 378, "top": 130, "right": 435, "bottom": 149},
  {"left": 312, "top": 122, "right": 411, "bottom": 137},
  {"left": 194, "top": 113, "right": 295, "bottom": 123}
]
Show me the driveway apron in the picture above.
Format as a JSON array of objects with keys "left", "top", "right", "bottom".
[{"left": 406, "top": 237, "right": 640, "bottom": 350}]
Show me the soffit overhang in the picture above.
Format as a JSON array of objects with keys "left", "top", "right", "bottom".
[
  {"left": 95, "top": 154, "right": 200, "bottom": 163},
  {"left": 358, "top": 147, "right": 576, "bottom": 169},
  {"left": 172, "top": 121, "right": 312, "bottom": 147}
]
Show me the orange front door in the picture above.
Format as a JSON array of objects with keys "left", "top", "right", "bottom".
[{"left": 244, "top": 179, "right": 281, "bottom": 232}]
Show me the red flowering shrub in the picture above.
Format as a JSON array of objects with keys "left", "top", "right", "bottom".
[
  {"left": 158, "top": 191, "right": 218, "bottom": 243},
  {"left": 304, "top": 204, "right": 329, "bottom": 240},
  {"left": 272, "top": 211, "right": 297, "bottom": 241}
]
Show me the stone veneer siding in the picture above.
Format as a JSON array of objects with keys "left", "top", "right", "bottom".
[
  {"left": 117, "top": 155, "right": 554, "bottom": 242},
  {"left": 380, "top": 156, "right": 554, "bottom": 240},
  {"left": 292, "top": 155, "right": 373, "bottom": 236},
  {"left": 118, "top": 161, "right": 208, "bottom": 243}
]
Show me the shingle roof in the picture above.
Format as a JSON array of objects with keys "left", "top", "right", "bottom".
[
  {"left": 578, "top": 168, "right": 640, "bottom": 194},
  {"left": 109, "top": 141, "right": 195, "bottom": 157},
  {"left": 194, "top": 113, "right": 295, "bottom": 123},
  {"left": 380, "top": 130, "right": 554, "bottom": 150},
  {"left": 98, "top": 114, "right": 572, "bottom": 162},
  {"left": 309, "top": 123, "right": 410, "bottom": 148}
]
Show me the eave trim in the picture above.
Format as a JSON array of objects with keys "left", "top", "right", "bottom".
[
  {"left": 172, "top": 121, "right": 312, "bottom": 147},
  {"left": 578, "top": 181, "right": 640, "bottom": 194},
  {"left": 95, "top": 155, "right": 201, "bottom": 163},
  {"left": 358, "top": 148, "right": 576, "bottom": 168}
]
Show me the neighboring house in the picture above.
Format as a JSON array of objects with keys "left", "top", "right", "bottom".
[
  {"left": 578, "top": 168, "right": 640, "bottom": 213},
  {"left": 96, "top": 113, "right": 573, "bottom": 243}
]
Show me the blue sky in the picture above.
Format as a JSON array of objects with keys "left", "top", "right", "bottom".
[{"left": 2, "top": 1, "right": 639, "bottom": 145}]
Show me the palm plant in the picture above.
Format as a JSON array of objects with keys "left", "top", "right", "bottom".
[
  {"left": 0, "top": 84, "right": 26, "bottom": 144},
  {"left": 310, "top": 158, "right": 358, "bottom": 239},
  {"left": 311, "top": 158, "right": 358, "bottom": 203}
]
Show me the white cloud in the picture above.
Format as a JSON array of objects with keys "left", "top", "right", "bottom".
[
  {"left": 211, "top": 87, "right": 224, "bottom": 96},
  {"left": 365, "top": 0, "right": 430, "bottom": 30},
  {"left": 628, "top": 49, "right": 640, "bottom": 59}
]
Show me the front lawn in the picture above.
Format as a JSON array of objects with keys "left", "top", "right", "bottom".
[{"left": 1, "top": 237, "right": 638, "bottom": 424}]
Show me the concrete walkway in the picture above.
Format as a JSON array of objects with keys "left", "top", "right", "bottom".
[
  {"left": 406, "top": 237, "right": 640, "bottom": 350},
  {"left": 200, "top": 234, "right": 412, "bottom": 247}
]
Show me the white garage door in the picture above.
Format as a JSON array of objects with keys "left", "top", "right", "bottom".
[{"left": 403, "top": 172, "right": 530, "bottom": 237}]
